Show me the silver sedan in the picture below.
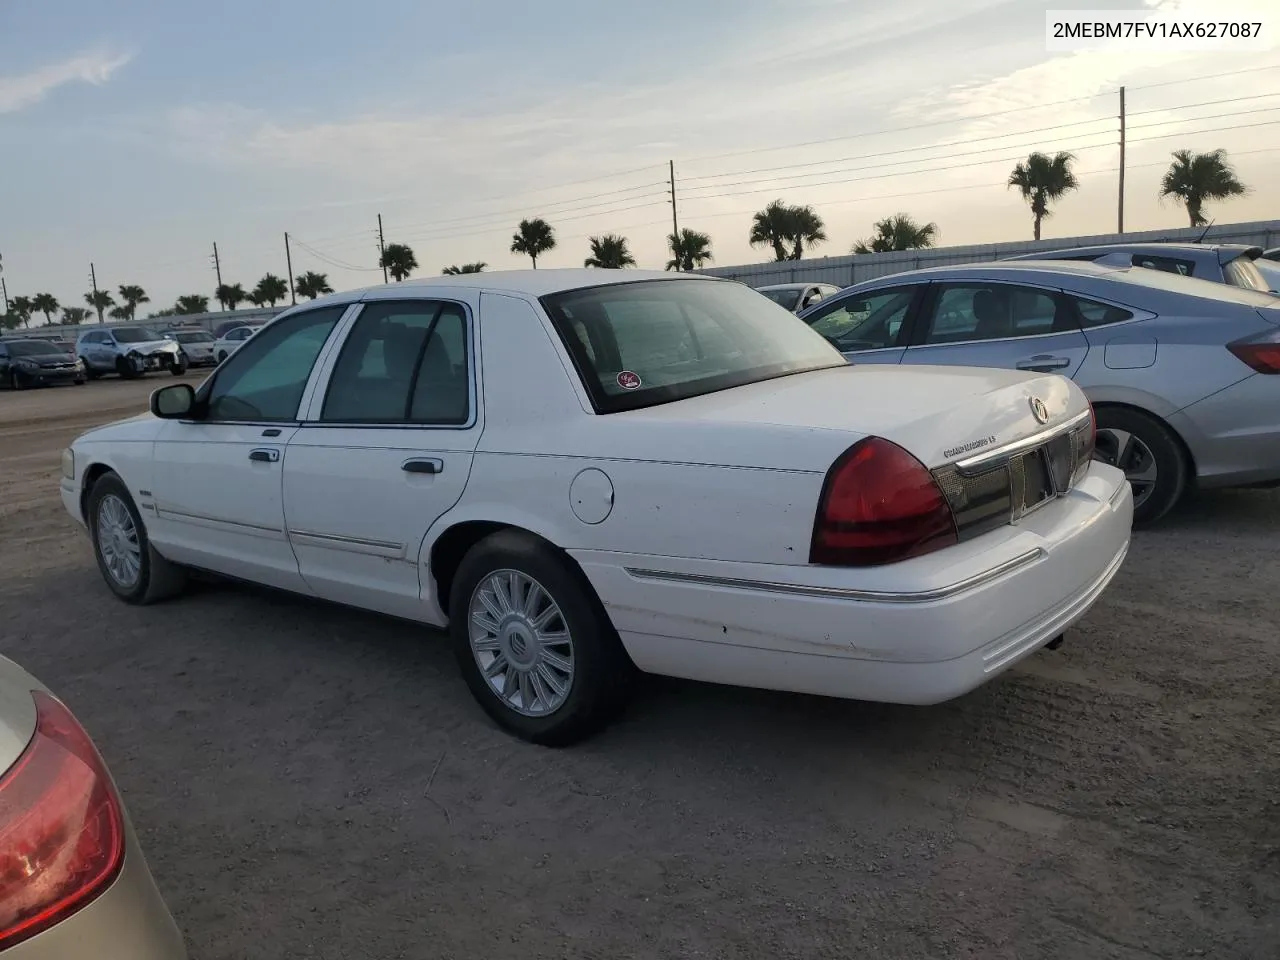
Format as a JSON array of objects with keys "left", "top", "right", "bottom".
[
  {"left": 0, "top": 655, "right": 186, "bottom": 958},
  {"left": 798, "top": 259, "right": 1280, "bottom": 524}
]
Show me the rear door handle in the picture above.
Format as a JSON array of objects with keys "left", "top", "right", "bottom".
[
  {"left": 402, "top": 458, "right": 443, "bottom": 475},
  {"left": 1016, "top": 355, "right": 1072, "bottom": 371},
  {"left": 249, "top": 448, "right": 280, "bottom": 463}
]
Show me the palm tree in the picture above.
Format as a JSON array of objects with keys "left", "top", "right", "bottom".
[
  {"left": 853, "top": 214, "right": 939, "bottom": 254},
  {"left": 31, "top": 293, "right": 59, "bottom": 324},
  {"left": 85, "top": 290, "right": 114, "bottom": 323},
  {"left": 510, "top": 218, "right": 556, "bottom": 268},
  {"left": 749, "top": 200, "right": 793, "bottom": 262},
  {"left": 215, "top": 283, "right": 248, "bottom": 311},
  {"left": 252, "top": 273, "right": 289, "bottom": 307},
  {"left": 583, "top": 234, "right": 636, "bottom": 269},
  {"left": 9, "top": 296, "right": 33, "bottom": 328},
  {"left": 61, "top": 306, "right": 92, "bottom": 325},
  {"left": 666, "top": 229, "right": 714, "bottom": 271},
  {"left": 0, "top": 313, "right": 19, "bottom": 332},
  {"left": 1159, "top": 148, "right": 1248, "bottom": 228},
  {"left": 117, "top": 284, "right": 149, "bottom": 321},
  {"left": 108, "top": 305, "right": 131, "bottom": 320},
  {"left": 379, "top": 243, "right": 418, "bottom": 282},
  {"left": 442, "top": 263, "right": 487, "bottom": 274},
  {"left": 176, "top": 294, "right": 210, "bottom": 314},
  {"left": 1008, "top": 151, "right": 1079, "bottom": 241},
  {"left": 294, "top": 271, "right": 333, "bottom": 300},
  {"left": 788, "top": 205, "right": 827, "bottom": 260}
]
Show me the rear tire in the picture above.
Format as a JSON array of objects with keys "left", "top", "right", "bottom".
[
  {"left": 1094, "top": 406, "right": 1187, "bottom": 526},
  {"left": 449, "top": 529, "right": 636, "bottom": 746},
  {"left": 87, "top": 473, "right": 187, "bottom": 605}
]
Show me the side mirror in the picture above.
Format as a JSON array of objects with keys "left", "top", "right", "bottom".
[{"left": 151, "top": 383, "right": 196, "bottom": 419}]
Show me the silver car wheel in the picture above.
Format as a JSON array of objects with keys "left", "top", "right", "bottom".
[
  {"left": 96, "top": 494, "right": 142, "bottom": 588},
  {"left": 468, "top": 569, "right": 574, "bottom": 717},
  {"left": 1095, "top": 428, "right": 1158, "bottom": 509}
]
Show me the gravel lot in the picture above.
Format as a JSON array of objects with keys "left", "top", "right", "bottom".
[{"left": 1, "top": 377, "right": 1277, "bottom": 960}]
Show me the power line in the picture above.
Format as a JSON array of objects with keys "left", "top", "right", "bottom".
[{"left": 1126, "top": 63, "right": 1280, "bottom": 92}]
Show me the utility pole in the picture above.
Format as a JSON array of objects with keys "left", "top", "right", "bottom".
[
  {"left": 89, "top": 261, "right": 101, "bottom": 325},
  {"left": 1118, "top": 85, "right": 1127, "bottom": 235},
  {"left": 284, "top": 232, "right": 296, "bottom": 305},
  {"left": 377, "top": 214, "right": 388, "bottom": 283},
  {"left": 212, "top": 242, "right": 223, "bottom": 288},
  {"left": 668, "top": 160, "right": 681, "bottom": 271},
  {"left": 1, "top": 278, "right": 8, "bottom": 314}
]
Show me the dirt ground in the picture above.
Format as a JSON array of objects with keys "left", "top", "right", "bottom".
[{"left": 1, "top": 377, "right": 1277, "bottom": 960}]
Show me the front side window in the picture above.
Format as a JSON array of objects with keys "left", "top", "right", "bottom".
[
  {"left": 202, "top": 307, "right": 345, "bottom": 422},
  {"left": 759, "top": 288, "right": 802, "bottom": 312},
  {"left": 1223, "top": 256, "right": 1270, "bottom": 292},
  {"left": 541, "top": 279, "right": 844, "bottom": 413},
  {"left": 923, "top": 284, "right": 1068, "bottom": 344},
  {"left": 321, "top": 300, "right": 470, "bottom": 424},
  {"left": 805, "top": 288, "right": 915, "bottom": 352}
]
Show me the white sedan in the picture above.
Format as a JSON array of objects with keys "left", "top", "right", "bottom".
[
  {"left": 59, "top": 270, "right": 1133, "bottom": 745},
  {"left": 212, "top": 324, "right": 260, "bottom": 364}
]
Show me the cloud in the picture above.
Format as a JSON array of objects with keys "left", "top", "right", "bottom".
[{"left": 0, "top": 48, "right": 133, "bottom": 114}]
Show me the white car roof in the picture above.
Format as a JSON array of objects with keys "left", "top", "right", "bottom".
[{"left": 328, "top": 269, "right": 720, "bottom": 304}]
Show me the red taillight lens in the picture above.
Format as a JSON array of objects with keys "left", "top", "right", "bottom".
[
  {"left": 1227, "top": 340, "right": 1280, "bottom": 374},
  {"left": 810, "top": 436, "right": 958, "bottom": 567},
  {"left": 0, "top": 691, "right": 124, "bottom": 950}
]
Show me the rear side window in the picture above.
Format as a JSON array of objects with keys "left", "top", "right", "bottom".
[
  {"left": 1132, "top": 255, "right": 1195, "bottom": 276},
  {"left": 321, "top": 301, "right": 470, "bottom": 424},
  {"left": 1068, "top": 295, "right": 1134, "bottom": 328},
  {"left": 922, "top": 283, "right": 1069, "bottom": 344}
]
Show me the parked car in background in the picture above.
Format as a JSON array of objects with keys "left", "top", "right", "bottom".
[
  {"left": 0, "top": 654, "right": 187, "bottom": 957},
  {"left": 1261, "top": 247, "right": 1279, "bottom": 261},
  {"left": 62, "top": 270, "right": 1131, "bottom": 746},
  {"left": 1253, "top": 257, "right": 1280, "bottom": 294},
  {"left": 0, "top": 338, "right": 86, "bottom": 388},
  {"left": 1006, "top": 242, "right": 1273, "bottom": 294},
  {"left": 76, "top": 327, "right": 188, "bottom": 380},
  {"left": 164, "top": 329, "right": 217, "bottom": 367},
  {"left": 212, "top": 324, "right": 260, "bottom": 363},
  {"left": 798, "top": 259, "right": 1280, "bottom": 524},
  {"left": 211, "top": 319, "right": 267, "bottom": 340},
  {"left": 756, "top": 282, "right": 842, "bottom": 314}
]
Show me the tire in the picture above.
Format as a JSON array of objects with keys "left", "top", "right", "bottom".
[
  {"left": 115, "top": 355, "right": 139, "bottom": 379},
  {"left": 449, "top": 529, "right": 636, "bottom": 746},
  {"left": 87, "top": 473, "right": 187, "bottom": 605},
  {"left": 1094, "top": 406, "right": 1188, "bottom": 526},
  {"left": 170, "top": 356, "right": 189, "bottom": 376},
  {"left": 8, "top": 371, "right": 22, "bottom": 391},
  {"left": 216, "top": 350, "right": 228, "bottom": 364}
]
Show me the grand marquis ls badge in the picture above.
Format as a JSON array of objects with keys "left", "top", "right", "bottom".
[{"left": 1029, "top": 396, "right": 1049, "bottom": 424}]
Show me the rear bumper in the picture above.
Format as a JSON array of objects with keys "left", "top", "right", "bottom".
[
  {"left": 8, "top": 834, "right": 187, "bottom": 959},
  {"left": 574, "top": 463, "right": 1133, "bottom": 705},
  {"left": 1172, "top": 372, "right": 1280, "bottom": 489}
]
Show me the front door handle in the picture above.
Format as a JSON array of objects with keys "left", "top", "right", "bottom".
[
  {"left": 249, "top": 448, "right": 280, "bottom": 463},
  {"left": 402, "top": 458, "right": 443, "bottom": 475},
  {"left": 1016, "top": 355, "right": 1072, "bottom": 371}
]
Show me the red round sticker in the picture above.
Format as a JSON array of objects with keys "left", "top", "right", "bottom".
[{"left": 617, "top": 371, "right": 642, "bottom": 390}]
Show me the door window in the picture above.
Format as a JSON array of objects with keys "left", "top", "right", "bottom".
[
  {"left": 203, "top": 307, "right": 345, "bottom": 422},
  {"left": 321, "top": 301, "right": 470, "bottom": 424},
  {"left": 922, "top": 284, "right": 1069, "bottom": 344},
  {"left": 805, "top": 288, "right": 914, "bottom": 351}
]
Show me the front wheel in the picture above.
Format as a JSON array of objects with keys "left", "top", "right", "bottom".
[
  {"left": 449, "top": 530, "right": 636, "bottom": 746},
  {"left": 216, "top": 350, "right": 228, "bottom": 364},
  {"left": 87, "top": 473, "right": 187, "bottom": 604},
  {"left": 8, "top": 371, "right": 22, "bottom": 390},
  {"left": 169, "top": 355, "right": 189, "bottom": 376},
  {"left": 1093, "top": 407, "right": 1188, "bottom": 526}
]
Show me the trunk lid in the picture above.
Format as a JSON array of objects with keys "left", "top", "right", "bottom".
[{"left": 623, "top": 364, "right": 1084, "bottom": 470}]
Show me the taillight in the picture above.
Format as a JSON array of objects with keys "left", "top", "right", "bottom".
[
  {"left": 0, "top": 691, "right": 125, "bottom": 950},
  {"left": 1227, "top": 330, "right": 1280, "bottom": 374},
  {"left": 810, "top": 436, "right": 958, "bottom": 567}
]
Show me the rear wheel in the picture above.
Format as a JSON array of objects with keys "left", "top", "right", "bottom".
[
  {"left": 87, "top": 473, "right": 187, "bottom": 604},
  {"left": 1094, "top": 406, "right": 1187, "bottom": 526},
  {"left": 449, "top": 530, "right": 636, "bottom": 746}
]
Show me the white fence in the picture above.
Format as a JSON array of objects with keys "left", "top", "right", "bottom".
[{"left": 695, "top": 218, "right": 1280, "bottom": 288}]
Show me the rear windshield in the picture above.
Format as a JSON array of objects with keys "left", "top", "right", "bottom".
[
  {"left": 540, "top": 278, "right": 845, "bottom": 412},
  {"left": 7, "top": 340, "right": 64, "bottom": 356},
  {"left": 1223, "top": 255, "right": 1271, "bottom": 292},
  {"left": 759, "top": 288, "right": 802, "bottom": 312}
]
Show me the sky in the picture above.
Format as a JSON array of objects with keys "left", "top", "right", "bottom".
[{"left": 1, "top": 0, "right": 1279, "bottom": 318}]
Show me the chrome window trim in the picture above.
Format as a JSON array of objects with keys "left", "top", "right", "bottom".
[{"left": 624, "top": 548, "right": 1045, "bottom": 605}]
